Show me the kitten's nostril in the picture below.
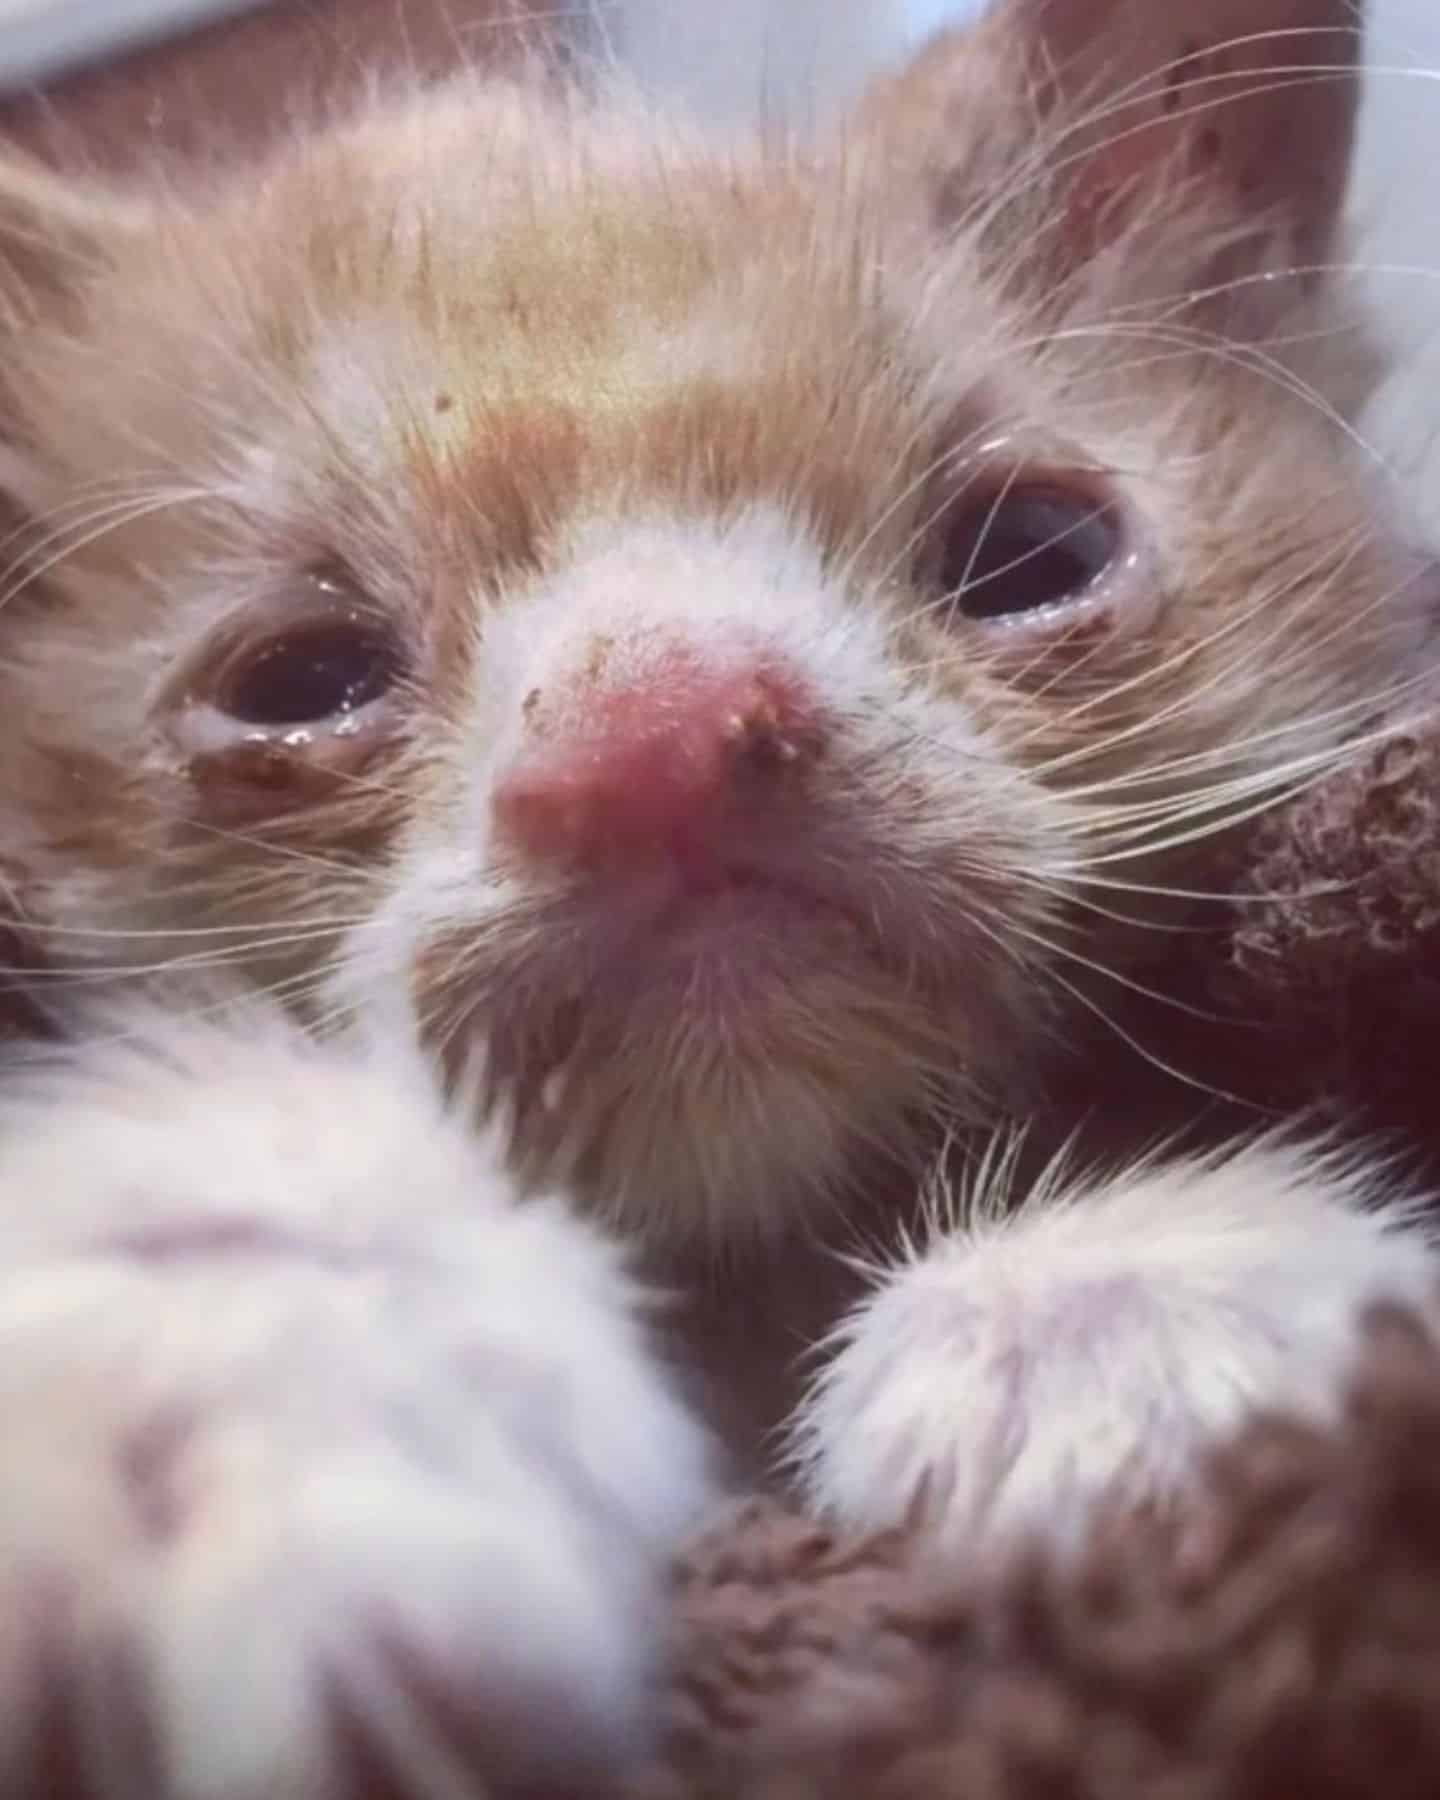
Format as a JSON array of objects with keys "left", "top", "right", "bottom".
[
  {"left": 725, "top": 697, "right": 805, "bottom": 773},
  {"left": 491, "top": 655, "right": 822, "bottom": 877}
]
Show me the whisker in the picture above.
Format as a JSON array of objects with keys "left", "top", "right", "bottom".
[
  {"left": 0, "top": 487, "right": 211, "bottom": 614},
  {"left": 4, "top": 924, "right": 352, "bottom": 986},
  {"left": 1026, "top": 865, "right": 1355, "bottom": 909},
  {"left": 1000, "top": 868, "right": 1225, "bottom": 929},
  {"left": 179, "top": 818, "right": 376, "bottom": 881},
  {"left": 1021, "top": 531, "right": 1373, "bottom": 776},
  {"left": 995, "top": 910, "right": 1236, "bottom": 1027},
  {"left": 1041, "top": 958, "right": 1251, "bottom": 1108},
  {"left": 1049, "top": 668, "right": 1424, "bottom": 809},
  {"left": 15, "top": 912, "right": 371, "bottom": 943}
]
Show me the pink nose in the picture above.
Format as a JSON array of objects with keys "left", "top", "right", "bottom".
[{"left": 492, "top": 654, "right": 822, "bottom": 882}]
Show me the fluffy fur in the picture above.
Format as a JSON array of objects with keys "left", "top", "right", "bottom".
[
  {"left": 796, "top": 1138, "right": 1439, "bottom": 1554},
  {"left": 0, "top": 0, "right": 1434, "bottom": 1789},
  {"left": 0, "top": 1000, "right": 709, "bottom": 1793}
]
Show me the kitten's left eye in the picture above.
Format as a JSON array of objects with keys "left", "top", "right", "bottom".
[{"left": 934, "top": 483, "right": 1122, "bottom": 622}]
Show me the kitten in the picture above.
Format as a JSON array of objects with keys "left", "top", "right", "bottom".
[{"left": 0, "top": 0, "right": 1435, "bottom": 1789}]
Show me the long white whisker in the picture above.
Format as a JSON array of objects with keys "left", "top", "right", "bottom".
[{"left": 0, "top": 487, "right": 211, "bottom": 613}]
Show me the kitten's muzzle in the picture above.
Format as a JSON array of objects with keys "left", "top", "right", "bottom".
[{"left": 490, "top": 645, "right": 826, "bottom": 892}]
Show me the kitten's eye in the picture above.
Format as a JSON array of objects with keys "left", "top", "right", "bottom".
[
  {"left": 936, "top": 483, "right": 1122, "bottom": 622},
  {"left": 222, "top": 618, "right": 397, "bottom": 725},
  {"left": 166, "top": 569, "right": 408, "bottom": 824}
]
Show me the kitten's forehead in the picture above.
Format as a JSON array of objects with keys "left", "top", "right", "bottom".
[
  {"left": 246, "top": 88, "right": 998, "bottom": 584},
  {"left": 282, "top": 92, "right": 906, "bottom": 392},
  {"left": 31, "top": 41, "right": 1377, "bottom": 654}
]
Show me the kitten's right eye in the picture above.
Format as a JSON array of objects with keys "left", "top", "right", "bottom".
[
  {"left": 208, "top": 567, "right": 402, "bottom": 728},
  {"left": 165, "top": 569, "right": 409, "bottom": 821},
  {"left": 222, "top": 619, "right": 397, "bottom": 726}
]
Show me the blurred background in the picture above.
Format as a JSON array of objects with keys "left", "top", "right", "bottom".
[{"left": 0, "top": 0, "right": 1435, "bottom": 512}]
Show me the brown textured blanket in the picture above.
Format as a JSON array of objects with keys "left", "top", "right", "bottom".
[
  {"left": 649, "top": 1303, "right": 1440, "bottom": 1800},
  {"left": 1211, "top": 724, "right": 1440, "bottom": 1137},
  {"left": 639, "top": 714, "right": 1440, "bottom": 1800}
]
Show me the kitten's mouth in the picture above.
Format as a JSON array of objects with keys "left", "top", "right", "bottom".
[
  {"left": 432, "top": 859, "right": 895, "bottom": 1109},
  {"left": 415, "top": 838, "right": 1037, "bottom": 1238},
  {"left": 646, "top": 864, "right": 869, "bottom": 951}
]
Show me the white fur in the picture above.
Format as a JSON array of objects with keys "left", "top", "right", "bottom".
[
  {"left": 796, "top": 1138, "right": 1440, "bottom": 1556},
  {"left": 0, "top": 1005, "right": 1436, "bottom": 1787},
  {"left": 0, "top": 1001, "right": 711, "bottom": 1793}
]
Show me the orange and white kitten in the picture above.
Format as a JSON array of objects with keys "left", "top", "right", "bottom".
[{"left": 0, "top": 0, "right": 1436, "bottom": 1790}]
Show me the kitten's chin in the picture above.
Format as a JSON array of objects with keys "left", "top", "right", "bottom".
[
  {"left": 407, "top": 875, "right": 1042, "bottom": 1250},
  {"left": 449, "top": 959, "right": 1022, "bottom": 1253},
  {"left": 508, "top": 1024, "right": 934, "bottom": 1252}
]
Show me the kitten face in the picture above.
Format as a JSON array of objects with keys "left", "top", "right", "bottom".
[{"left": 0, "top": 0, "right": 1427, "bottom": 1243}]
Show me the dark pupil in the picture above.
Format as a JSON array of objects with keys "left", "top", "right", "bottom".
[
  {"left": 941, "top": 490, "right": 1117, "bottom": 620},
  {"left": 226, "top": 625, "right": 393, "bottom": 726}
]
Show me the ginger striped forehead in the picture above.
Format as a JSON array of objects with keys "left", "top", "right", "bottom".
[
  {"left": 196, "top": 78, "right": 961, "bottom": 592},
  {"left": 0, "top": 0, "right": 1372, "bottom": 623}
]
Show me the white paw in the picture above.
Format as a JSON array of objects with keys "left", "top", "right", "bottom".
[
  {"left": 0, "top": 1002, "right": 712, "bottom": 1796},
  {"left": 793, "top": 1136, "right": 1438, "bottom": 1556}
]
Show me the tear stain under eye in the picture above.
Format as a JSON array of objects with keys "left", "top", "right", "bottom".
[
  {"left": 175, "top": 699, "right": 379, "bottom": 758},
  {"left": 183, "top": 739, "right": 317, "bottom": 821},
  {"left": 274, "top": 713, "right": 366, "bottom": 748},
  {"left": 193, "top": 737, "right": 302, "bottom": 789},
  {"left": 181, "top": 735, "right": 376, "bottom": 828}
]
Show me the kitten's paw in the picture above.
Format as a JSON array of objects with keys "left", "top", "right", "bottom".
[
  {"left": 794, "top": 1137, "right": 1437, "bottom": 1555},
  {"left": 0, "top": 1004, "right": 712, "bottom": 1796}
]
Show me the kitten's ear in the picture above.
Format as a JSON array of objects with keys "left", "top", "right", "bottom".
[
  {"left": 0, "top": 152, "right": 146, "bottom": 324},
  {"left": 1022, "top": 0, "right": 1360, "bottom": 262},
  {"left": 860, "top": 0, "right": 1361, "bottom": 274}
]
